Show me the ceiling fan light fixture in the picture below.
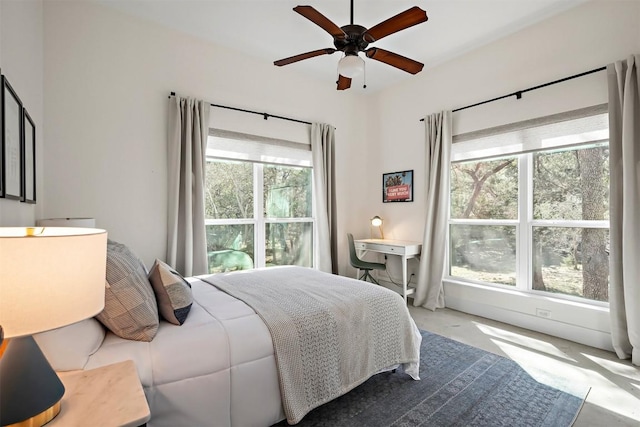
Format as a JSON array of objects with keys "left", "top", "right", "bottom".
[
  {"left": 274, "top": 4, "right": 428, "bottom": 90},
  {"left": 337, "top": 54, "right": 364, "bottom": 78}
]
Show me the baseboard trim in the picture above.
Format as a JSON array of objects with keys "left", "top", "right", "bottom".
[
  {"left": 370, "top": 274, "right": 613, "bottom": 351},
  {"left": 445, "top": 293, "right": 614, "bottom": 351}
]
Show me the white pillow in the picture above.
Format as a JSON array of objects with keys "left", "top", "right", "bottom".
[{"left": 34, "top": 318, "right": 106, "bottom": 371}]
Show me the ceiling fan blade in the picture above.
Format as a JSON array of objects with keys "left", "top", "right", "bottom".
[
  {"left": 294, "top": 6, "right": 346, "bottom": 39},
  {"left": 274, "top": 48, "right": 337, "bottom": 66},
  {"left": 364, "top": 6, "right": 428, "bottom": 42},
  {"left": 365, "top": 48, "right": 424, "bottom": 74},
  {"left": 337, "top": 75, "right": 352, "bottom": 90}
]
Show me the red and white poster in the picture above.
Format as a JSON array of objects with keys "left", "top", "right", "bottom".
[{"left": 383, "top": 170, "right": 413, "bottom": 203}]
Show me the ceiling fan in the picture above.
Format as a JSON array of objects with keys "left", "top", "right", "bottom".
[{"left": 274, "top": 1, "right": 428, "bottom": 90}]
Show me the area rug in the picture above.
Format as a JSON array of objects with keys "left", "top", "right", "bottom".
[{"left": 273, "top": 330, "right": 588, "bottom": 427}]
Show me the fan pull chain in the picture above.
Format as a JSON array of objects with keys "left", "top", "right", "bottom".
[{"left": 363, "top": 60, "right": 367, "bottom": 89}]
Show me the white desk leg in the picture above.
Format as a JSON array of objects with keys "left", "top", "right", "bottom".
[{"left": 402, "top": 255, "right": 408, "bottom": 303}]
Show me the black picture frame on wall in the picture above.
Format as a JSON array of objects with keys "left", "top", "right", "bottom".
[
  {"left": 382, "top": 170, "right": 414, "bottom": 203},
  {"left": 22, "top": 109, "right": 36, "bottom": 203},
  {"left": 1, "top": 75, "right": 23, "bottom": 200}
]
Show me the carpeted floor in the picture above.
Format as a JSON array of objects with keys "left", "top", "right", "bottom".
[{"left": 274, "top": 330, "right": 589, "bottom": 426}]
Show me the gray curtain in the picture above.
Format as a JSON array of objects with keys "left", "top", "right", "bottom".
[
  {"left": 607, "top": 55, "right": 640, "bottom": 366},
  {"left": 167, "top": 96, "right": 210, "bottom": 276},
  {"left": 414, "top": 111, "right": 452, "bottom": 310},
  {"left": 311, "top": 123, "right": 338, "bottom": 274}
]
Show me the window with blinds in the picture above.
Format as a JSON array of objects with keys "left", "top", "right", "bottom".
[
  {"left": 448, "top": 105, "right": 610, "bottom": 303},
  {"left": 204, "top": 130, "right": 315, "bottom": 272}
]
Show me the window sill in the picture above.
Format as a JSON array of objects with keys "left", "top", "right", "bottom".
[
  {"left": 442, "top": 278, "right": 613, "bottom": 351},
  {"left": 443, "top": 277, "right": 609, "bottom": 311}
]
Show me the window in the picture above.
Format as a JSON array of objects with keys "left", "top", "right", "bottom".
[
  {"left": 204, "top": 131, "right": 314, "bottom": 273},
  {"left": 448, "top": 107, "right": 610, "bottom": 303}
]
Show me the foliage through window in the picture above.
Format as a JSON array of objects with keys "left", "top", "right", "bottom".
[
  {"left": 448, "top": 110, "right": 610, "bottom": 303},
  {"left": 204, "top": 133, "right": 314, "bottom": 273}
]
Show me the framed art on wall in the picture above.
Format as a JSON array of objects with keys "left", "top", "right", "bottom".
[
  {"left": 1, "top": 75, "right": 23, "bottom": 200},
  {"left": 382, "top": 170, "right": 413, "bottom": 203},
  {"left": 22, "top": 109, "right": 36, "bottom": 203}
]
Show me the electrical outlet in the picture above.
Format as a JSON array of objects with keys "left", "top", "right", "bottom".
[{"left": 536, "top": 308, "right": 551, "bottom": 318}]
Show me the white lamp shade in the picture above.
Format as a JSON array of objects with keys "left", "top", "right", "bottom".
[
  {"left": 0, "top": 227, "right": 107, "bottom": 338},
  {"left": 371, "top": 216, "right": 383, "bottom": 227},
  {"left": 338, "top": 55, "right": 364, "bottom": 78}
]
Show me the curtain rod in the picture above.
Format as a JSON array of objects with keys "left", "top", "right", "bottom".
[
  {"left": 169, "top": 92, "right": 312, "bottom": 125},
  {"left": 419, "top": 65, "right": 607, "bottom": 122}
]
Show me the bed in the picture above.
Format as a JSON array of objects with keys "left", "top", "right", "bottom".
[{"left": 35, "top": 265, "right": 421, "bottom": 427}]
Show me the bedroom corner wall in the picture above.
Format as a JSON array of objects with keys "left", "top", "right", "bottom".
[
  {"left": 42, "top": 0, "right": 371, "bottom": 271},
  {"left": 366, "top": 0, "right": 640, "bottom": 350},
  {"left": 0, "top": 0, "right": 44, "bottom": 226}
]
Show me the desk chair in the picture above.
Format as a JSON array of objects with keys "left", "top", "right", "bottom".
[{"left": 347, "top": 233, "right": 386, "bottom": 285}]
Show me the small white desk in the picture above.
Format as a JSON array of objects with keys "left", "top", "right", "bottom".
[{"left": 354, "top": 238, "right": 422, "bottom": 302}]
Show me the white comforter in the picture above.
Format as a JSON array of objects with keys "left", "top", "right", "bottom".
[{"left": 86, "top": 277, "right": 286, "bottom": 427}]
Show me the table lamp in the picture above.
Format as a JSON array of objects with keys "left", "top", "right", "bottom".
[
  {"left": 0, "top": 227, "right": 107, "bottom": 427},
  {"left": 370, "top": 216, "right": 385, "bottom": 239}
]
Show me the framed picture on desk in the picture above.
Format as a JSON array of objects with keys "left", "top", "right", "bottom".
[{"left": 383, "top": 170, "right": 413, "bottom": 203}]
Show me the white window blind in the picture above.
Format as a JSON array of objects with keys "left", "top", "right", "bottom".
[
  {"left": 452, "top": 104, "right": 608, "bottom": 162},
  {"left": 207, "top": 129, "right": 311, "bottom": 167}
]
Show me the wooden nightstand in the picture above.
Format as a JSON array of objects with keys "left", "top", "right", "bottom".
[{"left": 49, "top": 360, "right": 150, "bottom": 427}]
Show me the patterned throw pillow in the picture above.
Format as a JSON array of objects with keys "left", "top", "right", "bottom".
[
  {"left": 148, "top": 259, "right": 193, "bottom": 325},
  {"left": 95, "top": 240, "right": 159, "bottom": 341}
]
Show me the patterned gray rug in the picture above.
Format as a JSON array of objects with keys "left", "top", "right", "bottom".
[{"left": 274, "top": 330, "right": 588, "bottom": 426}]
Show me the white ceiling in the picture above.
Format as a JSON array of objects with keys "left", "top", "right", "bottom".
[{"left": 93, "top": 0, "right": 586, "bottom": 93}]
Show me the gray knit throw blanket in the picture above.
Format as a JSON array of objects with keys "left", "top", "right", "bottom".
[{"left": 203, "top": 266, "right": 421, "bottom": 424}]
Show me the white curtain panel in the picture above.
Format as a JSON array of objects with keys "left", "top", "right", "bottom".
[
  {"left": 607, "top": 55, "right": 640, "bottom": 366},
  {"left": 167, "top": 96, "right": 210, "bottom": 277},
  {"left": 311, "top": 123, "right": 338, "bottom": 274},
  {"left": 415, "top": 111, "right": 452, "bottom": 310}
]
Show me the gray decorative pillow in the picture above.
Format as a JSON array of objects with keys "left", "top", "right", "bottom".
[
  {"left": 95, "top": 240, "right": 159, "bottom": 342},
  {"left": 148, "top": 259, "right": 193, "bottom": 325}
]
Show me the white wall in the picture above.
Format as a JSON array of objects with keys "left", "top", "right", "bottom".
[
  {"left": 42, "top": 0, "right": 370, "bottom": 271},
  {"left": 368, "top": 0, "right": 640, "bottom": 349},
  {"left": 0, "top": 0, "right": 43, "bottom": 226}
]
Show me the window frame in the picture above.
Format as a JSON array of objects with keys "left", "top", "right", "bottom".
[
  {"left": 447, "top": 108, "right": 610, "bottom": 306},
  {"left": 205, "top": 151, "right": 316, "bottom": 271}
]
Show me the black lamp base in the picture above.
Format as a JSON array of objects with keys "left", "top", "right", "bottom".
[{"left": 0, "top": 335, "right": 65, "bottom": 427}]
